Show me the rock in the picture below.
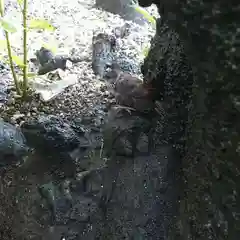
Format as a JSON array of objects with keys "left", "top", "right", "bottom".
[
  {"left": 20, "top": 115, "right": 105, "bottom": 177},
  {"left": 0, "top": 120, "right": 29, "bottom": 167},
  {"left": 34, "top": 47, "right": 67, "bottom": 75},
  {"left": 21, "top": 115, "right": 89, "bottom": 162},
  {"left": 11, "top": 113, "right": 25, "bottom": 123},
  {"left": 38, "top": 167, "right": 108, "bottom": 237},
  {"left": 141, "top": 18, "right": 193, "bottom": 155},
  {"left": 138, "top": 0, "right": 153, "bottom": 7},
  {"left": 103, "top": 106, "right": 153, "bottom": 157},
  {"left": 39, "top": 181, "right": 82, "bottom": 225},
  {"left": 36, "top": 47, "right": 55, "bottom": 66},
  {"left": 92, "top": 33, "right": 116, "bottom": 78},
  {"left": 33, "top": 47, "right": 83, "bottom": 75},
  {"left": 112, "top": 23, "right": 131, "bottom": 39}
]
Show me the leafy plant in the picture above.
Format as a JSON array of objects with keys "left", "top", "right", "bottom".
[{"left": 0, "top": 0, "right": 56, "bottom": 99}]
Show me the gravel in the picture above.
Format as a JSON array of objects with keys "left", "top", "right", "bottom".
[{"left": 0, "top": 0, "right": 158, "bottom": 125}]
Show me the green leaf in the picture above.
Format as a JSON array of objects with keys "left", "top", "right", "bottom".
[
  {"left": 0, "top": 17, "right": 17, "bottom": 33},
  {"left": 133, "top": 5, "right": 156, "bottom": 25},
  {"left": 28, "top": 19, "right": 56, "bottom": 31},
  {"left": 142, "top": 46, "right": 150, "bottom": 57},
  {"left": 17, "top": 0, "right": 23, "bottom": 5},
  {"left": 12, "top": 55, "right": 25, "bottom": 68}
]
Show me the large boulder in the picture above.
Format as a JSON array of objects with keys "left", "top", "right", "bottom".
[
  {"left": 141, "top": 17, "right": 193, "bottom": 156},
  {"left": 139, "top": 0, "right": 240, "bottom": 239}
]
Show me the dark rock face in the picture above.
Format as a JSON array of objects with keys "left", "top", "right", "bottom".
[
  {"left": 21, "top": 115, "right": 92, "bottom": 178},
  {"left": 21, "top": 115, "right": 84, "bottom": 155},
  {"left": 142, "top": 18, "right": 193, "bottom": 155},
  {"left": 0, "top": 120, "right": 29, "bottom": 167},
  {"left": 139, "top": 0, "right": 240, "bottom": 239}
]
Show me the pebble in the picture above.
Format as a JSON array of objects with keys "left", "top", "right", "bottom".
[
  {"left": 7, "top": 97, "right": 15, "bottom": 105},
  {"left": 11, "top": 113, "right": 25, "bottom": 122},
  {"left": 32, "top": 107, "right": 38, "bottom": 112}
]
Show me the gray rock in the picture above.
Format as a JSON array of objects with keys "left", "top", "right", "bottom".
[
  {"left": 22, "top": 115, "right": 86, "bottom": 151},
  {"left": 103, "top": 106, "right": 152, "bottom": 157},
  {"left": 21, "top": 115, "right": 90, "bottom": 167},
  {"left": 0, "top": 120, "right": 29, "bottom": 167},
  {"left": 92, "top": 33, "right": 116, "bottom": 78}
]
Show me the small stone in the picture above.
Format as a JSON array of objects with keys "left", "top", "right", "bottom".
[
  {"left": 100, "top": 85, "right": 107, "bottom": 92},
  {"left": 19, "top": 120, "right": 25, "bottom": 127},
  {"left": 103, "top": 91, "right": 110, "bottom": 97},
  {"left": 7, "top": 97, "right": 15, "bottom": 105},
  {"left": 11, "top": 113, "right": 25, "bottom": 122},
  {"left": 32, "top": 107, "right": 38, "bottom": 112}
]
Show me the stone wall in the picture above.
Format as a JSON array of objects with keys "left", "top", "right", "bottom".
[{"left": 139, "top": 0, "right": 240, "bottom": 239}]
